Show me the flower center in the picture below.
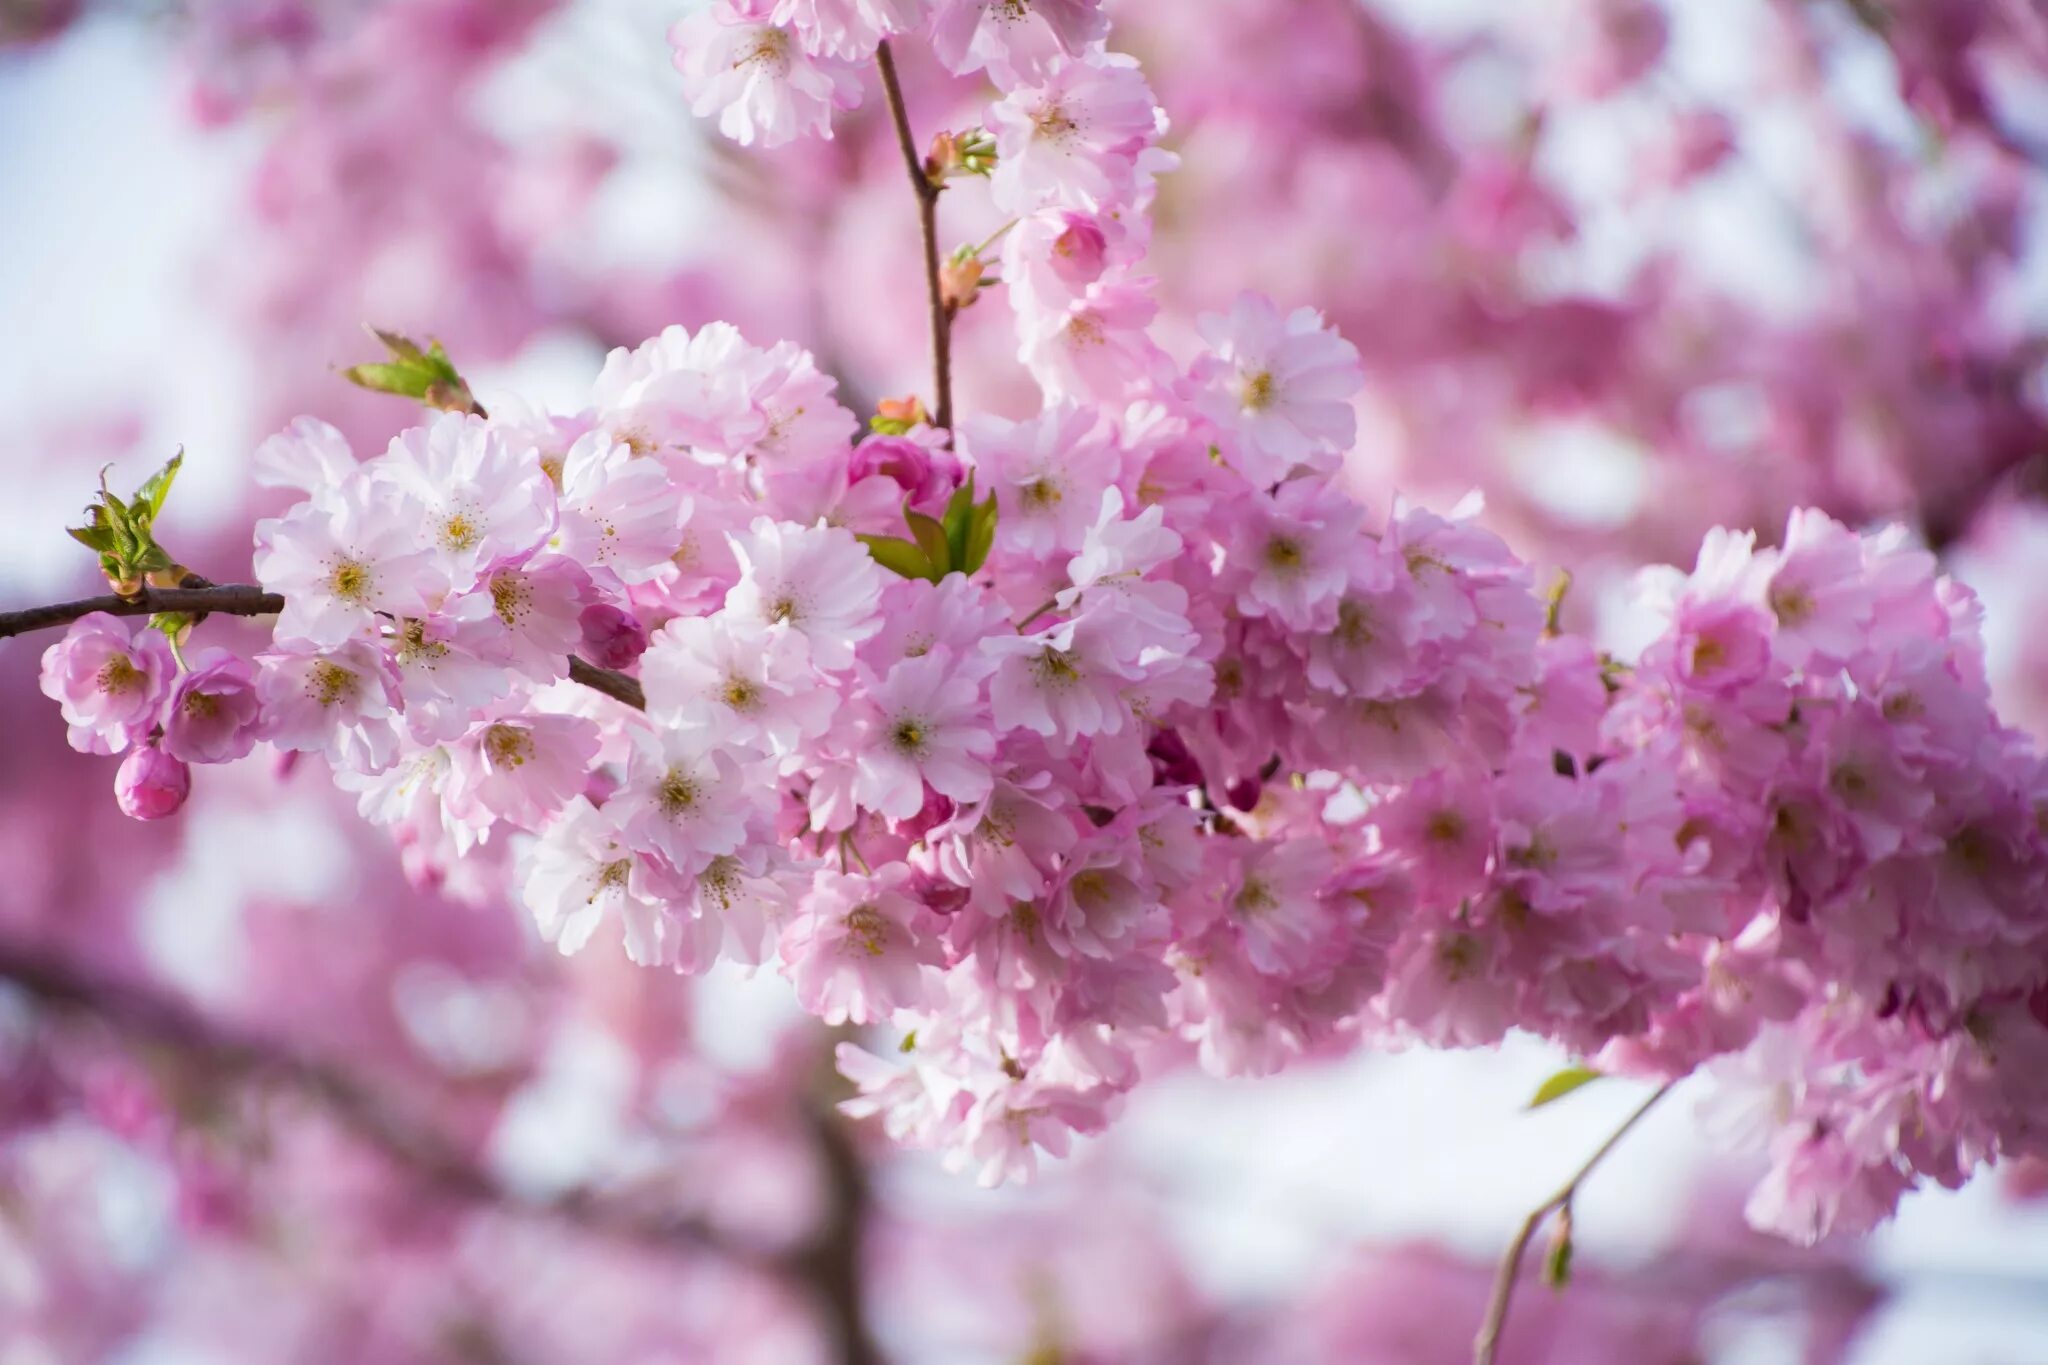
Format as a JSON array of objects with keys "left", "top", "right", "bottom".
[
  {"left": 768, "top": 593, "right": 800, "bottom": 625},
  {"left": 735, "top": 27, "right": 791, "bottom": 73},
  {"left": 591, "top": 858, "right": 632, "bottom": 902},
  {"left": 843, "top": 904, "right": 888, "bottom": 956},
  {"left": 328, "top": 557, "right": 372, "bottom": 604},
  {"left": 1018, "top": 477, "right": 1063, "bottom": 511},
  {"left": 1240, "top": 370, "right": 1277, "bottom": 412},
  {"left": 182, "top": 690, "right": 220, "bottom": 721},
  {"left": 490, "top": 573, "right": 529, "bottom": 627},
  {"left": 1233, "top": 876, "right": 1277, "bottom": 917},
  {"left": 658, "top": 768, "right": 701, "bottom": 818},
  {"left": 722, "top": 676, "right": 761, "bottom": 712},
  {"left": 308, "top": 661, "right": 359, "bottom": 708},
  {"left": 96, "top": 654, "right": 143, "bottom": 695},
  {"left": 1769, "top": 581, "right": 1814, "bottom": 625},
  {"left": 1029, "top": 647, "right": 1081, "bottom": 690},
  {"left": 1262, "top": 535, "right": 1304, "bottom": 574},
  {"left": 484, "top": 723, "right": 534, "bottom": 768},
  {"left": 438, "top": 511, "right": 480, "bottom": 553},
  {"left": 890, "top": 718, "right": 928, "bottom": 757}
]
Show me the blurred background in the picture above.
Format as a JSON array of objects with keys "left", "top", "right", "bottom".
[{"left": 3, "top": 0, "right": 2048, "bottom": 1360}]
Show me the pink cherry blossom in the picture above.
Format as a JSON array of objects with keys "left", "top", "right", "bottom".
[{"left": 38, "top": 613, "right": 172, "bottom": 755}]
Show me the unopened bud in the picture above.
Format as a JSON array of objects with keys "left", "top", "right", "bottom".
[
  {"left": 579, "top": 604, "right": 648, "bottom": 670},
  {"left": 941, "top": 252, "right": 986, "bottom": 314},
  {"left": 115, "top": 743, "right": 191, "bottom": 821},
  {"left": 870, "top": 396, "right": 930, "bottom": 437}
]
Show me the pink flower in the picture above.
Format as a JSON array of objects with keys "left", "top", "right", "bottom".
[
  {"left": 850, "top": 649, "right": 996, "bottom": 821},
  {"left": 253, "top": 477, "right": 446, "bottom": 647},
  {"left": 616, "top": 727, "right": 762, "bottom": 877},
  {"left": 553, "top": 431, "right": 687, "bottom": 585},
  {"left": 781, "top": 865, "right": 943, "bottom": 1024},
  {"left": 986, "top": 52, "right": 1162, "bottom": 214},
  {"left": 1018, "top": 278, "right": 1167, "bottom": 403},
  {"left": 161, "top": 649, "right": 261, "bottom": 765},
  {"left": 467, "top": 553, "right": 595, "bottom": 682},
  {"left": 521, "top": 796, "right": 685, "bottom": 959},
  {"left": 670, "top": 1, "right": 862, "bottom": 148},
  {"left": 984, "top": 606, "right": 1141, "bottom": 742},
  {"left": 964, "top": 404, "right": 1119, "bottom": 558},
  {"left": 929, "top": 0, "right": 1108, "bottom": 85},
  {"left": 446, "top": 713, "right": 602, "bottom": 832},
  {"left": 642, "top": 612, "right": 832, "bottom": 755},
  {"left": 1188, "top": 292, "right": 1363, "bottom": 484},
  {"left": 723, "top": 517, "right": 883, "bottom": 671},
  {"left": 759, "top": 0, "right": 920, "bottom": 59},
  {"left": 847, "top": 428, "right": 964, "bottom": 511},
  {"left": 255, "top": 638, "right": 407, "bottom": 774},
  {"left": 251, "top": 415, "right": 357, "bottom": 495},
  {"left": 38, "top": 613, "right": 172, "bottom": 755},
  {"left": 1224, "top": 478, "right": 1361, "bottom": 631},
  {"left": 380, "top": 413, "right": 556, "bottom": 592}
]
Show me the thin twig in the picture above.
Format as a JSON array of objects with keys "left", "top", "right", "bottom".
[
  {"left": 1, "top": 583, "right": 645, "bottom": 712},
  {"left": 874, "top": 40, "right": 952, "bottom": 439},
  {"left": 1473, "top": 1081, "right": 1675, "bottom": 1365}
]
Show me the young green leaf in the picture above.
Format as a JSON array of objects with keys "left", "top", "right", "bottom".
[
  {"left": 903, "top": 506, "right": 953, "bottom": 577},
  {"left": 1527, "top": 1065, "right": 1603, "bottom": 1110},
  {"left": 133, "top": 451, "right": 183, "bottom": 524},
  {"left": 940, "top": 475, "right": 976, "bottom": 571},
  {"left": 961, "top": 489, "right": 999, "bottom": 575},
  {"left": 858, "top": 534, "right": 936, "bottom": 582}
]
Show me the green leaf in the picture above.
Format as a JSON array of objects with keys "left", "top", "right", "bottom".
[
  {"left": 961, "top": 490, "right": 999, "bottom": 575},
  {"left": 940, "top": 475, "right": 976, "bottom": 571},
  {"left": 904, "top": 506, "right": 953, "bottom": 577},
  {"left": 858, "top": 534, "right": 935, "bottom": 582},
  {"left": 343, "top": 361, "right": 434, "bottom": 401},
  {"left": 344, "top": 331, "right": 476, "bottom": 413},
  {"left": 1527, "top": 1065, "right": 1603, "bottom": 1110},
  {"left": 66, "top": 525, "right": 114, "bottom": 553},
  {"left": 134, "top": 451, "right": 183, "bottom": 524}
]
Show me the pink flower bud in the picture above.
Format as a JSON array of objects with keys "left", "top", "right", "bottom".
[
  {"left": 1049, "top": 212, "right": 1109, "bottom": 288},
  {"left": 849, "top": 432, "right": 965, "bottom": 510},
  {"left": 579, "top": 604, "right": 648, "bottom": 670},
  {"left": 115, "top": 743, "right": 191, "bottom": 821}
]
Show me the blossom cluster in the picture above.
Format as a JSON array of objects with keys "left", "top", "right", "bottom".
[{"left": 29, "top": 0, "right": 2048, "bottom": 1243}]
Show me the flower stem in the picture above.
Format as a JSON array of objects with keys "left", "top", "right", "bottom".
[{"left": 1472, "top": 1080, "right": 1675, "bottom": 1365}]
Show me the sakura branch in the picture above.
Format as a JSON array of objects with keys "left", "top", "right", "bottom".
[
  {"left": 874, "top": 38, "right": 954, "bottom": 437},
  {"left": 1472, "top": 1081, "right": 1675, "bottom": 1365},
  {"left": 12, "top": 2, "right": 2048, "bottom": 1339}
]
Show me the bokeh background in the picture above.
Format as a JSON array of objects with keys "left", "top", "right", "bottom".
[{"left": 3, "top": 0, "right": 2048, "bottom": 1360}]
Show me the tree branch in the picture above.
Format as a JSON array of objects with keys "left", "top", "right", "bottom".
[
  {"left": 0, "top": 584, "right": 284, "bottom": 640},
  {"left": 0, "top": 938, "right": 748, "bottom": 1264},
  {"left": 874, "top": 39, "right": 953, "bottom": 439},
  {"left": 1473, "top": 1081, "right": 1675, "bottom": 1365},
  {"left": 1, "top": 583, "right": 646, "bottom": 712}
]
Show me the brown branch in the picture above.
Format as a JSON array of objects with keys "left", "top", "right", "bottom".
[
  {"left": 874, "top": 40, "right": 953, "bottom": 439},
  {"left": 1473, "top": 1082, "right": 1675, "bottom": 1365},
  {"left": 568, "top": 655, "right": 645, "bottom": 711},
  {"left": 795, "top": 1077, "right": 883, "bottom": 1365},
  {"left": 0, "top": 584, "right": 284, "bottom": 640},
  {"left": 1, "top": 583, "right": 645, "bottom": 712},
  {"left": 0, "top": 938, "right": 748, "bottom": 1264}
]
